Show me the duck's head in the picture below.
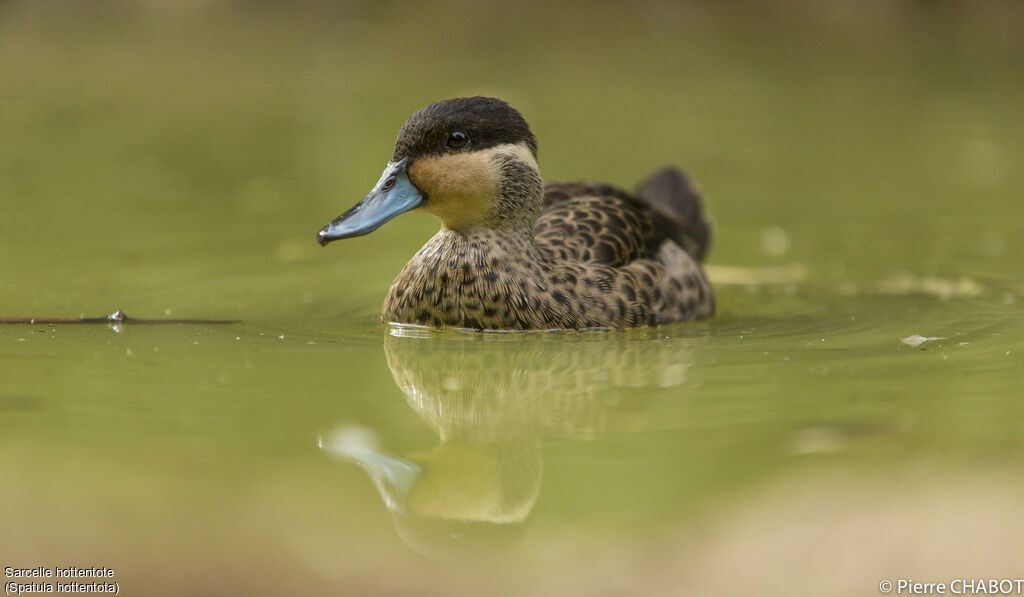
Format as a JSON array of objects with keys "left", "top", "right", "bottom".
[{"left": 317, "top": 97, "right": 541, "bottom": 245}]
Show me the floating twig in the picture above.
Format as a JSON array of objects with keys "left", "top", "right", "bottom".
[{"left": 0, "top": 310, "right": 239, "bottom": 325}]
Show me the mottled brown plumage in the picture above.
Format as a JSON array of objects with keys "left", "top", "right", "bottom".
[{"left": 318, "top": 97, "right": 714, "bottom": 330}]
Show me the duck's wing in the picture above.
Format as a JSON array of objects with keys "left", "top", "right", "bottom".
[{"left": 535, "top": 167, "right": 710, "bottom": 266}]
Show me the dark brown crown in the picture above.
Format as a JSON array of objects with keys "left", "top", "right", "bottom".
[{"left": 391, "top": 97, "right": 537, "bottom": 162}]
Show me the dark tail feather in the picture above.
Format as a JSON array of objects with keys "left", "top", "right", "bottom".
[{"left": 634, "top": 166, "right": 711, "bottom": 262}]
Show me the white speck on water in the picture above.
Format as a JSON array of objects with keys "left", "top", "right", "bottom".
[
  {"left": 278, "top": 335, "right": 285, "bottom": 340},
  {"left": 235, "top": 337, "right": 240, "bottom": 341},
  {"left": 17, "top": 338, "right": 26, "bottom": 342},
  {"left": 306, "top": 341, "right": 316, "bottom": 345},
  {"left": 165, "top": 308, "right": 173, "bottom": 316},
  {"left": 193, "top": 340, "right": 199, "bottom": 345},
  {"left": 126, "top": 348, "right": 133, "bottom": 356},
  {"left": 942, "top": 355, "right": 948, "bottom": 360},
  {"left": 902, "top": 334, "right": 945, "bottom": 347},
  {"left": 959, "top": 342, "right": 969, "bottom": 346}
]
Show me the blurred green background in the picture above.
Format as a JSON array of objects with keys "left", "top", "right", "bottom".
[{"left": 2, "top": 1, "right": 1023, "bottom": 595}]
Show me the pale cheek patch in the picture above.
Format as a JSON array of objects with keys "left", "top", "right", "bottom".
[
  {"left": 410, "top": 151, "right": 499, "bottom": 230},
  {"left": 409, "top": 142, "right": 537, "bottom": 231}
]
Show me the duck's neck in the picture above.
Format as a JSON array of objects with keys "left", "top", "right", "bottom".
[
  {"left": 419, "top": 227, "right": 543, "bottom": 273},
  {"left": 484, "top": 154, "right": 544, "bottom": 234}
]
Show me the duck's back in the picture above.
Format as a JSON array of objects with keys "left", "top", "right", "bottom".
[{"left": 532, "top": 167, "right": 714, "bottom": 327}]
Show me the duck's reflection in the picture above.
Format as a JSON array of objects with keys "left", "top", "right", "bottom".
[{"left": 320, "top": 326, "right": 702, "bottom": 558}]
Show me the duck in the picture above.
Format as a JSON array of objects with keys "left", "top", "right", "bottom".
[{"left": 317, "top": 96, "right": 714, "bottom": 330}]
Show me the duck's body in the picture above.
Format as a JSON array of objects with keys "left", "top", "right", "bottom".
[
  {"left": 318, "top": 97, "right": 714, "bottom": 330},
  {"left": 384, "top": 176, "right": 713, "bottom": 329}
]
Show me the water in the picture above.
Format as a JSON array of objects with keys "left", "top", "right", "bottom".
[{"left": 2, "top": 4, "right": 1023, "bottom": 595}]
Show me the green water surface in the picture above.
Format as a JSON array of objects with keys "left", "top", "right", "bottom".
[{"left": 2, "top": 4, "right": 1023, "bottom": 596}]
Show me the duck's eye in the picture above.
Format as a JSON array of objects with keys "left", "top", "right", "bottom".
[{"left": 446, "top": 131, "right": 469, "bottom": 150}]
